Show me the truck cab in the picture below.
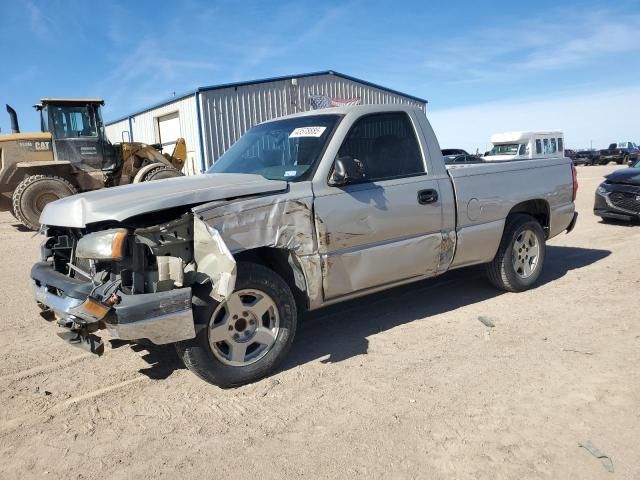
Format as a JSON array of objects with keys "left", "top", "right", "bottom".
[{"left": 484, "top": 131, "right": 565, "bottom": 161}]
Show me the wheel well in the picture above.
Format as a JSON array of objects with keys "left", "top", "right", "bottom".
[
  {"left": 507, "top": 200, "right": 550, "bottom": 236},
  {"left": 15, "top": 166, "right": 76, "bottom": 188},
  {"left": 234, "top": 247, "right": 309, "bottom": 312}
]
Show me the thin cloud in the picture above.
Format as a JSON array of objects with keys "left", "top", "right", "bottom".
[{"left": 422, "top": 9, "right": 640, "bottom": 82}]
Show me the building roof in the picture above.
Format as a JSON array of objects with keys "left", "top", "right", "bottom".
[
  {"left": 106, "top": 70, "right": 427, "bottom": 125},
  {"left": 491, "top": 131, "right": 563, "bottom": 143}
]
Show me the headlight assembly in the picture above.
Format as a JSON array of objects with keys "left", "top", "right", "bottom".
[
  {"left": 76, "top": 228, "right": 128, "bottom": 261},
  {"left": 596, "top": 185, "right": 607, "bottom": 195}
]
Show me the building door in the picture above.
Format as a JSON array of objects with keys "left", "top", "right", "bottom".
[{"left": 157, "top": 112, "right": 181, "bottom": 155}]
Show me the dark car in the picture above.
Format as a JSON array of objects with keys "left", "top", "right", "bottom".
[
  {"left": 599, "top": 142, "right": 640, "bottom": 165},
  {"left": 444, "top": 153, "right": 484, "bottom": 165},
  {"left": 594, "top": 162, "right": 640, "bottom": 222},
  {"left": 441, "top": 148, "right": 484, "bottom": 165},
  {"left": 573, "top": 149, "right": 601, "bottom": 166},
  {"left": 442, "top": 148, "right": 469, "bottom": 156}
]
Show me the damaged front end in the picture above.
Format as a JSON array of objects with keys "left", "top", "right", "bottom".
[{"left": 31, "top": 213, "right": 235, "bottom": 355}]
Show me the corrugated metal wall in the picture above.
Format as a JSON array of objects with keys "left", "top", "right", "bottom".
[
  {"left": 105, "top": 96, "right": 201, "bottom": 175},
  {"left": 199, "top": 73, "right": 425, "bottom": 168},
  {"left": 107, "top": 73, "right": 426, "bottom": 173},
  {"left": 105, "top": 119, "right": 130, "bottom": 143}
]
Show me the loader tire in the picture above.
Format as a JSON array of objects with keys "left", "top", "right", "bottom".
[
  {"left": 485, "top": 214, "right": 546, "bottom": 292},
  {"left": 12, "top": 175, "right": 77, "bottom": 230},
  {"left": 142, "top": 166, "right": 183, "bottom": 181}
]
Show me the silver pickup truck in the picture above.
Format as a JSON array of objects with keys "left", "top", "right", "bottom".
[{"left": 31, "top": 105, "right": 578, "bottom": 387}]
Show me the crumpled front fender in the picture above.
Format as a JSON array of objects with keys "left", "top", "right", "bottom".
[{"left": 193, "top": 216, "right": 237, "bottom": 301}]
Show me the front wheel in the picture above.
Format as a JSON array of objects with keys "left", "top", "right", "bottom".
[
  {"left": 176, "top": 262, "right": 298, "bottom": 388},
  {"left": 485, "top": 214, "right": 546, "bottom": 292}
]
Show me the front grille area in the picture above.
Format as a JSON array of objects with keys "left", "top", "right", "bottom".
[{"left": 609, "top": 191, "right": 640, "bottom": 212}]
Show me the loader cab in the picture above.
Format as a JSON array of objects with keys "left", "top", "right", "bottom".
[{"left": 36, "top": 99, "right": 118, "bottom": 172}]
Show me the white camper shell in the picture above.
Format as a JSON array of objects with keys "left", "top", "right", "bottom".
[{"left": 484, "top": 131, "right": 564, "bottom": 161}]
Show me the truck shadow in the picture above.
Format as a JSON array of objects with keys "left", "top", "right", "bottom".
[
  {"left": 282, "top": 245, "right": 610, "bottom": 371},
  {"left": 128, "top": 245, "right": 609, "bottom": 382}
]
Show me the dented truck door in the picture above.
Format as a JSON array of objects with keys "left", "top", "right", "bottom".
[{"left": 313, "top": 111, "right": 444, "bottom": 299}]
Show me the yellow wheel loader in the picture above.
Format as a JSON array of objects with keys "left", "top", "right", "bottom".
[{"left": 0, "top": 99, "right": 187, "bottom": 230}]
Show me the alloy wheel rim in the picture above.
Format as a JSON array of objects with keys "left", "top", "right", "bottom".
[
  {"left": 511, "top": 229, "right": 540, "bottom": 279},
  {"left": 208, "top": 289, "right": 280, "bottom": 367}
]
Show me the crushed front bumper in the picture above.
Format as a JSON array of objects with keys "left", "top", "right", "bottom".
[{"left": 31, "top": 262, "right": 196, "bottom": 354}]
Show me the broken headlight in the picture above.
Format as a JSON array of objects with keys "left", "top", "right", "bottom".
[{"left": 76, "top": 228, "right": 128, "bottom": 261}]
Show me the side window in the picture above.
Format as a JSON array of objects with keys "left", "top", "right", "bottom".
[
  {"left": 518, "top": 143, "right": 529, "bottom": 156},
  {"left": 550, "top": 138, "right": 557, "bottom": 153},
  {"left": 535, "top": 139, "right": 542, "bottom": 154},
  {"left": 543, "top": 138, "right": 549, "bottom": 154},
  {"left": 558, "top": 137, "right": 564, "bottom": 152},
  {"left": 337, "top": 112, "right": 424, "bottom": 182}
]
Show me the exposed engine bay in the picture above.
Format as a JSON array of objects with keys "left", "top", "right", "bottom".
[{"left": 34, "top": 211, "right": 236, "bottom": 355}]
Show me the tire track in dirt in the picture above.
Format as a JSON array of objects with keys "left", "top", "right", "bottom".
[
  {"left": 0, "top": 353, "right": 90, "bottom": 382},
  {"left": 0, "top": 376, "right": 148, "bottom": 433}
]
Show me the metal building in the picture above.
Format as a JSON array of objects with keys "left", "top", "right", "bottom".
[{"left": 105, "top": 71, "right": 427, "bottom": 175}]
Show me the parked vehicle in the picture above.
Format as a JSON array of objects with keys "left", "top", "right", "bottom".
[
  {"left": 444, "top": 153, "right": 484, "bottom": 165},
  {"left": 564, "top": 149, "right": 577, "bottom": 162},
  {"left": 31, "top": 105, "right": 578, "bottom": 387},
  {"left": 629, "top": 158, "right": 640, "bottom": 168},
  {"left": 441, "top": 148, "right": 469, "bottom": 156},
  {"left": 594, "top": 161, "right": 640, "bottom": 222},
  {"left": 483, "top": 131, "right": 564, "bottom": 161},
  {"left": 441, "top": 149, "right": 484, "bottom": 165},
  {"left": 599, "top": 142, "right": 640, "bottom": 165},
  {"left": 0, "top": 100, "right": 185, "bottom": 230},
  {"left": 573, "top": 149, "right": 601, "bottom": 166}
]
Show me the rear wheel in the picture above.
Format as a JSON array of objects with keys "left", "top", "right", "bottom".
[
  {"left": 12, "top": 175, "right": 77, "bottom": 230},
  {"left": 142, "top": 165, "right": 182, "bottom": 181},
  {"left": 176, "top": 262, "right": 297, "bottom": 388},
  {"left": 485, "top": 214, "right": 546, "bottom": 292}
]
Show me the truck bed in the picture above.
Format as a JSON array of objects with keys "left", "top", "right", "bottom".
[{"left": 445, "top": 157, "right": 575, "bottom": 268}]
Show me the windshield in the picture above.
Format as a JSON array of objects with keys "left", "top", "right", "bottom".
[
  {"left": 489, "top": 143, "right": 521, "bottom": 156},
  {"left": 207, "top": 115, "right": 340, "bottom": 181},
  {"left": 49, "top": 104, "right": 98, "bottom": 138}
]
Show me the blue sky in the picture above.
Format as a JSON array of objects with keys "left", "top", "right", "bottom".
[{"left": 1, "top": 0, "right": 640, "bottom": 150}]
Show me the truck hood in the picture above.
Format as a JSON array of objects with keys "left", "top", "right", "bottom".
[
  {"left": 605, "top": 168, "right": 640, "bottom": 187},
  {"left": 40, "top": 173, "right": 288, "bottom": 228}
]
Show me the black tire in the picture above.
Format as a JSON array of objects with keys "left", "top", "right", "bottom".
[
  {"left": 176, "top": 262, "right": 298, "bottom": 388},
  {"left": 142, "top": 165, "right": 182, "bottom": 181},
  {"left": 12, "top": 175, "right": 77, "bottom": 230},
  {"left": 485, "top": 214, "right": 546, "bottom": 292}
]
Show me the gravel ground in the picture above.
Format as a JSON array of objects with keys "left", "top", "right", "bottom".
[{"left": 0, "top": 164, "right": 638, "bottom": 479}]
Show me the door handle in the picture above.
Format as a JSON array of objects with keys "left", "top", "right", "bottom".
[{"left": 417, "top": 189, "right": 438, "bottom": 205}]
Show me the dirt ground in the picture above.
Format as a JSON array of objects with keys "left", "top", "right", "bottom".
[{"left": 0, "top": 164, "right": 638, "bottom": 479}]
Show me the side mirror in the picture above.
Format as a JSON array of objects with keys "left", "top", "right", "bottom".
[{"left": 328, "top": 156, "right": 366, "bottom": 186}]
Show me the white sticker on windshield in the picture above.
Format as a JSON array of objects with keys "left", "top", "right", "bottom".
[
  {"left": 284, "top": 170, "right": 297, "bottom": 177},
  {"left": 289, "top": 126, "right": 327, "bottom": 138}
]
